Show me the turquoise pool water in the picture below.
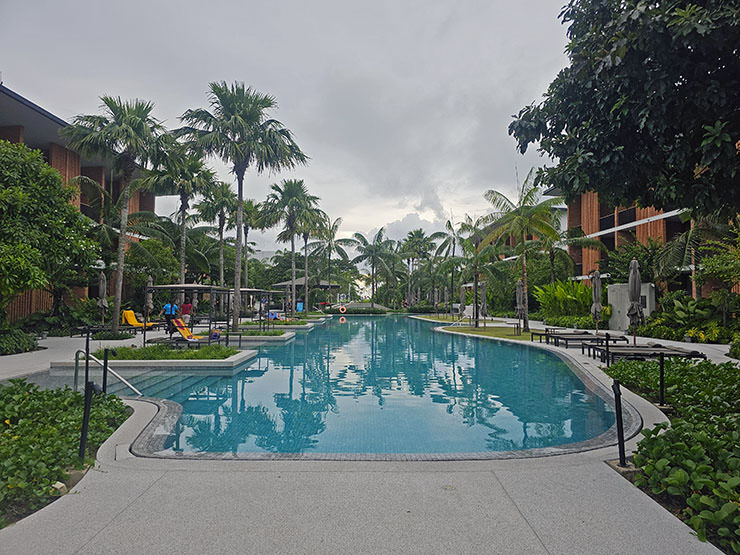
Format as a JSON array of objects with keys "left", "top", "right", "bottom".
[{"left": 132, "top": 315, "right": 614, "bottom": 456}]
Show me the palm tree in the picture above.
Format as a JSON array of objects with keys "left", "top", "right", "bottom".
[
  {"left": 401, "top": 228, "right": 444, "bottom": 305},
  {"left": 482, "top": 170, "right": 561, "bottom": 331},
  {"left": 349, "top": 229, "right": 394, "bottom": 308},
  {"left": 532, "top": 223, "right": 607, "bottom": 283},
  {"left": 436, "top": 214, "right": 463, "bottom": 315},
  {"left": 262, "top": 179, "right": 320, "bottom": 317},
  {"left": 307, "top": 216, "right": 354, "bottom": 305},
  {"left": 297, "top": 206, "right": 327, "bottom": 314},
  {"left": 241, "top": 199, "right": 264, "bottom": 290},
  {"left": 61, "top": 96, "right": 164, "bottom": 332},
  {"left": 195, "top": 181, "right": 237, "bottom": 286},
  {"left": 178, "top": 81, "right": 307, "bottom": 330},
  {"left": 140, "top": 141, "right": 216, "bottom": 292}
]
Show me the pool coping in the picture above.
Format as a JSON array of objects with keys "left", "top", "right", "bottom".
[
  {"left": 127, "top": 316, "right": 643, "bottom": 461},
  {"left": 49, "top": 348, "right": 258, "bottom": 370}
]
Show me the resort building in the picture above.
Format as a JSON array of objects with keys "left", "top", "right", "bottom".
[
  {"left": 548, "top": 187, "right": 693, "bottom": 291},
  {"left": 0, "top": 82, "right": 155, "bottom": 322}
]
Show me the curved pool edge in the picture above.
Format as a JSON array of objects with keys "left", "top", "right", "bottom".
[{"left": 123, "top": 320, "right": 651, "bottom": 461}]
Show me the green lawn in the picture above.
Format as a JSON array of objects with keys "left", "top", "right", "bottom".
[{"left": 442, "top": 326, "right": 541, "bottom": 341}]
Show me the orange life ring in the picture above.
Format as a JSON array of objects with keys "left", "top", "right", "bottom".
[
  {"left": 339, "top": 316, "right": 347, "bottom": 324},
  {"left": 339, "top": 305, "right": 347, "bottom": 314}
]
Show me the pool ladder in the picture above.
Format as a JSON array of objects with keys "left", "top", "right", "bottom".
[{"left": 73, "top": 350, "right": 143, "bottom": 397}]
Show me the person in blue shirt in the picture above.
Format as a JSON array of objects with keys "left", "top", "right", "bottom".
[{"left": 158, "top": 298, "right": 180, "bottom": 336}]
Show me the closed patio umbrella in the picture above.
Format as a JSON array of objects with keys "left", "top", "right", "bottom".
[
  {"left": 591, "top": 270, "right": 603, "bottom": 332},
  {"left": 192, "top": 290, "right": 199, "bottom": 313},
  {"left": 97, "top": 271, "right": 108, "bottom": 325},
  {"left": 515, "top": 279, "right": 525, "bottom": 320},
  {"left": 145, "top": 275, "right": 154, "bottom": 315},
  {"left": 480, "top": 281, "right": 488, "bottom": 328},
  {"left": 627, "top": 257, "right": 645, "bottom": 345}
]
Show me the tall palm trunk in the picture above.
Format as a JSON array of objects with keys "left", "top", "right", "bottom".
[
  {"left": 449, "top": 241, "right": 456, "bottom": 317},
  {"left": 178, "top": 192, "right": 188, "bottom": 302},
  {"left": 549, "top": 248, "right": 556, "bottom": 284},
  {"left": 371, "top": 262, "right": 375, "bottom": 308},
  {"left": 218, "top": 213, "right": 225, "bottom": 287},
  {"left": 522, "top": 234, "right": 530, "bottom": 332},
  {"left": 243, "top": 225, "right": 249, "bottom": 289},
  {"left": 327, "top": 251, "right": 332, "bottom": 304},
  {"left": 303, "top": 234, "right": 309, "bottom": 313},
  {"left": 290, "top": 233, "right": 297, "bottom": 318},
  {"left": 473, "top": 272, "right": 479, "bottom": 328},
  {"left": 232, "top": 173, "right": 244, "bottom": 330},
  {"left": 406, "top": 259, "right": 412, "bottom": 303},
  {"left": 111, "top": 177, "right": 132, "bottom": 334}
]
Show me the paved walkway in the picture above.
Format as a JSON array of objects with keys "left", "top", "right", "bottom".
[{"left": 0, "top": 320, "right": 728, "bottom": 554}]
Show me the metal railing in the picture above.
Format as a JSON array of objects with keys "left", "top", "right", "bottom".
[
  {"left": 449, "top": 315, "right": 468, "bottom": 327},
  {"left": 73, "top": 350, "right": 143, "bottom": 397}
]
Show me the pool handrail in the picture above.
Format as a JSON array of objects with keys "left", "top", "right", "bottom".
[{"left": 74, "top": 349, "right": 143, "bottom": 397}]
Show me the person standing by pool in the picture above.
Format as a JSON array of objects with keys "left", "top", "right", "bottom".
[
  {"left": 181, "top": 297, "right": 193, "bottom": 329},
  {"left": 158, "top": 298, "right": 179, "bottom": 336}
]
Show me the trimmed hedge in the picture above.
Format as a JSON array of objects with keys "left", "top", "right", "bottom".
[
  {"left": 91, "top": 331, "right": 135, "bottom": 341},
  {"left": 0, "top": 380, "right": 129, "bottom": 526},
  {"left": 93, "top": 344, "right": 238, "bottom": 360},
  {"left": 406, "top": 305, "right": 437, "bottom": 313},
  {"left": 239, "top": 330, "right": 285, "bottom": 336},
  {"left": 0, "top": 330, "right": 38, "bottom": 355},
  {"left": 542, "top": 315, "right": 599, "bottom": 329},
  {"left": 325, "top": 307, "right": 386, "bottom": 314},
  {"left": 605, "top": 359, "right": 740, "bottom": 552}
]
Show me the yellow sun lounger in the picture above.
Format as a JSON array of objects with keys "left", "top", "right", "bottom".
[
  {"left": 171, "top": 318, "right": 222, "bottom": 342},
  {"left": 122, "top": 310, "right": 157, "bottom": 328}
]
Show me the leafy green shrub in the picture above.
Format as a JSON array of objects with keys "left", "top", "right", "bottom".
[
  {"left": 533, "top": 280, "right": 593, "bottom": 317},
  {"left": 637, "top": 322, "right": 684, "bottom": 341},
  {"left": 542, "top": 315, "right": 599, "bottom": 329},
  {"left": 0, "top": 330, "right": 38, "bottom": 355},
  {"left": 325, "top": 307, "right": 387, "bottom": 314},
  {"left": 605, "top": 359, "right": 740, "bottom": 551},
  {"left": 91, "top": 331, "right": 135, "bottom": 341},
  {"left": 239, "top": 330, "right": 285, "bottom": 336},
  {"left": 0, "top": 379, "right": 128, "bottom": 526},
  {"left": 729, "top": 338, "right": 740, "bottom": 360},
  {"left": 93, "top": 344, "right": 238, "bottom": 360}
]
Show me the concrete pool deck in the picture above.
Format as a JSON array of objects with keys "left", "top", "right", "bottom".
[{"left": 0, "top": 320, "right": 727, "bottom": 554}]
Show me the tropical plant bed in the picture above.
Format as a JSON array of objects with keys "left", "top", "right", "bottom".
[
  {"left": 92, "top": 344, "right": 239, "bottom": 360},
  {"left": 604, "top": 359, "right": 740, "bottom": 553},
  {"left": 0, "top": 379, "right": 129, "bottom": 528},
  {"left": 238, "top": 330, "right": 285, "bottom": 336},
  {"left": 442, "top": 326, "right": 542, "bottom": 342},
  {"left": 0, "top": 330, "right": 39, "bottom": 356}
]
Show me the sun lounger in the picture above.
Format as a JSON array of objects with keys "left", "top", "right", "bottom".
[
  {"left": 122, "top": 309, "right": 159, "bottom": 329},
  {"left": 171, "top": 317, "right": 222, "bottom": 344},
  {"left": 590, "top": 343, "right": 707, "bottom": 366}
]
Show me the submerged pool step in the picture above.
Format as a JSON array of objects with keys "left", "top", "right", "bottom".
[{"left": 108, "top": 371, "right": 224, "bottom": 400}]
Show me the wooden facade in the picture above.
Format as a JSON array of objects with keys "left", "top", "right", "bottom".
[{"left": 1, "top": 101, "right": 153, "bottom": 322}]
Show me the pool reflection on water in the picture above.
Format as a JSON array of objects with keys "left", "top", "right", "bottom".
[{"left": 155, "top": 316, "right": 615, "bottom": 455}]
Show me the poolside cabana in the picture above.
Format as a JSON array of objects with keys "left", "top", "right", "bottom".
[{"left": 144, "top": 283, "right": 230, "bottom": 345}]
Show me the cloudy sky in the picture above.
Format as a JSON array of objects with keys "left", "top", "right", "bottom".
[{"left": 0, "top": 1, "right": 568, "bottom": 249}]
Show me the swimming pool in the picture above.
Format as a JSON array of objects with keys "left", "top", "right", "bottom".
[{"left": 122, "top": 316, "right": 617, "bottom": 458}]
